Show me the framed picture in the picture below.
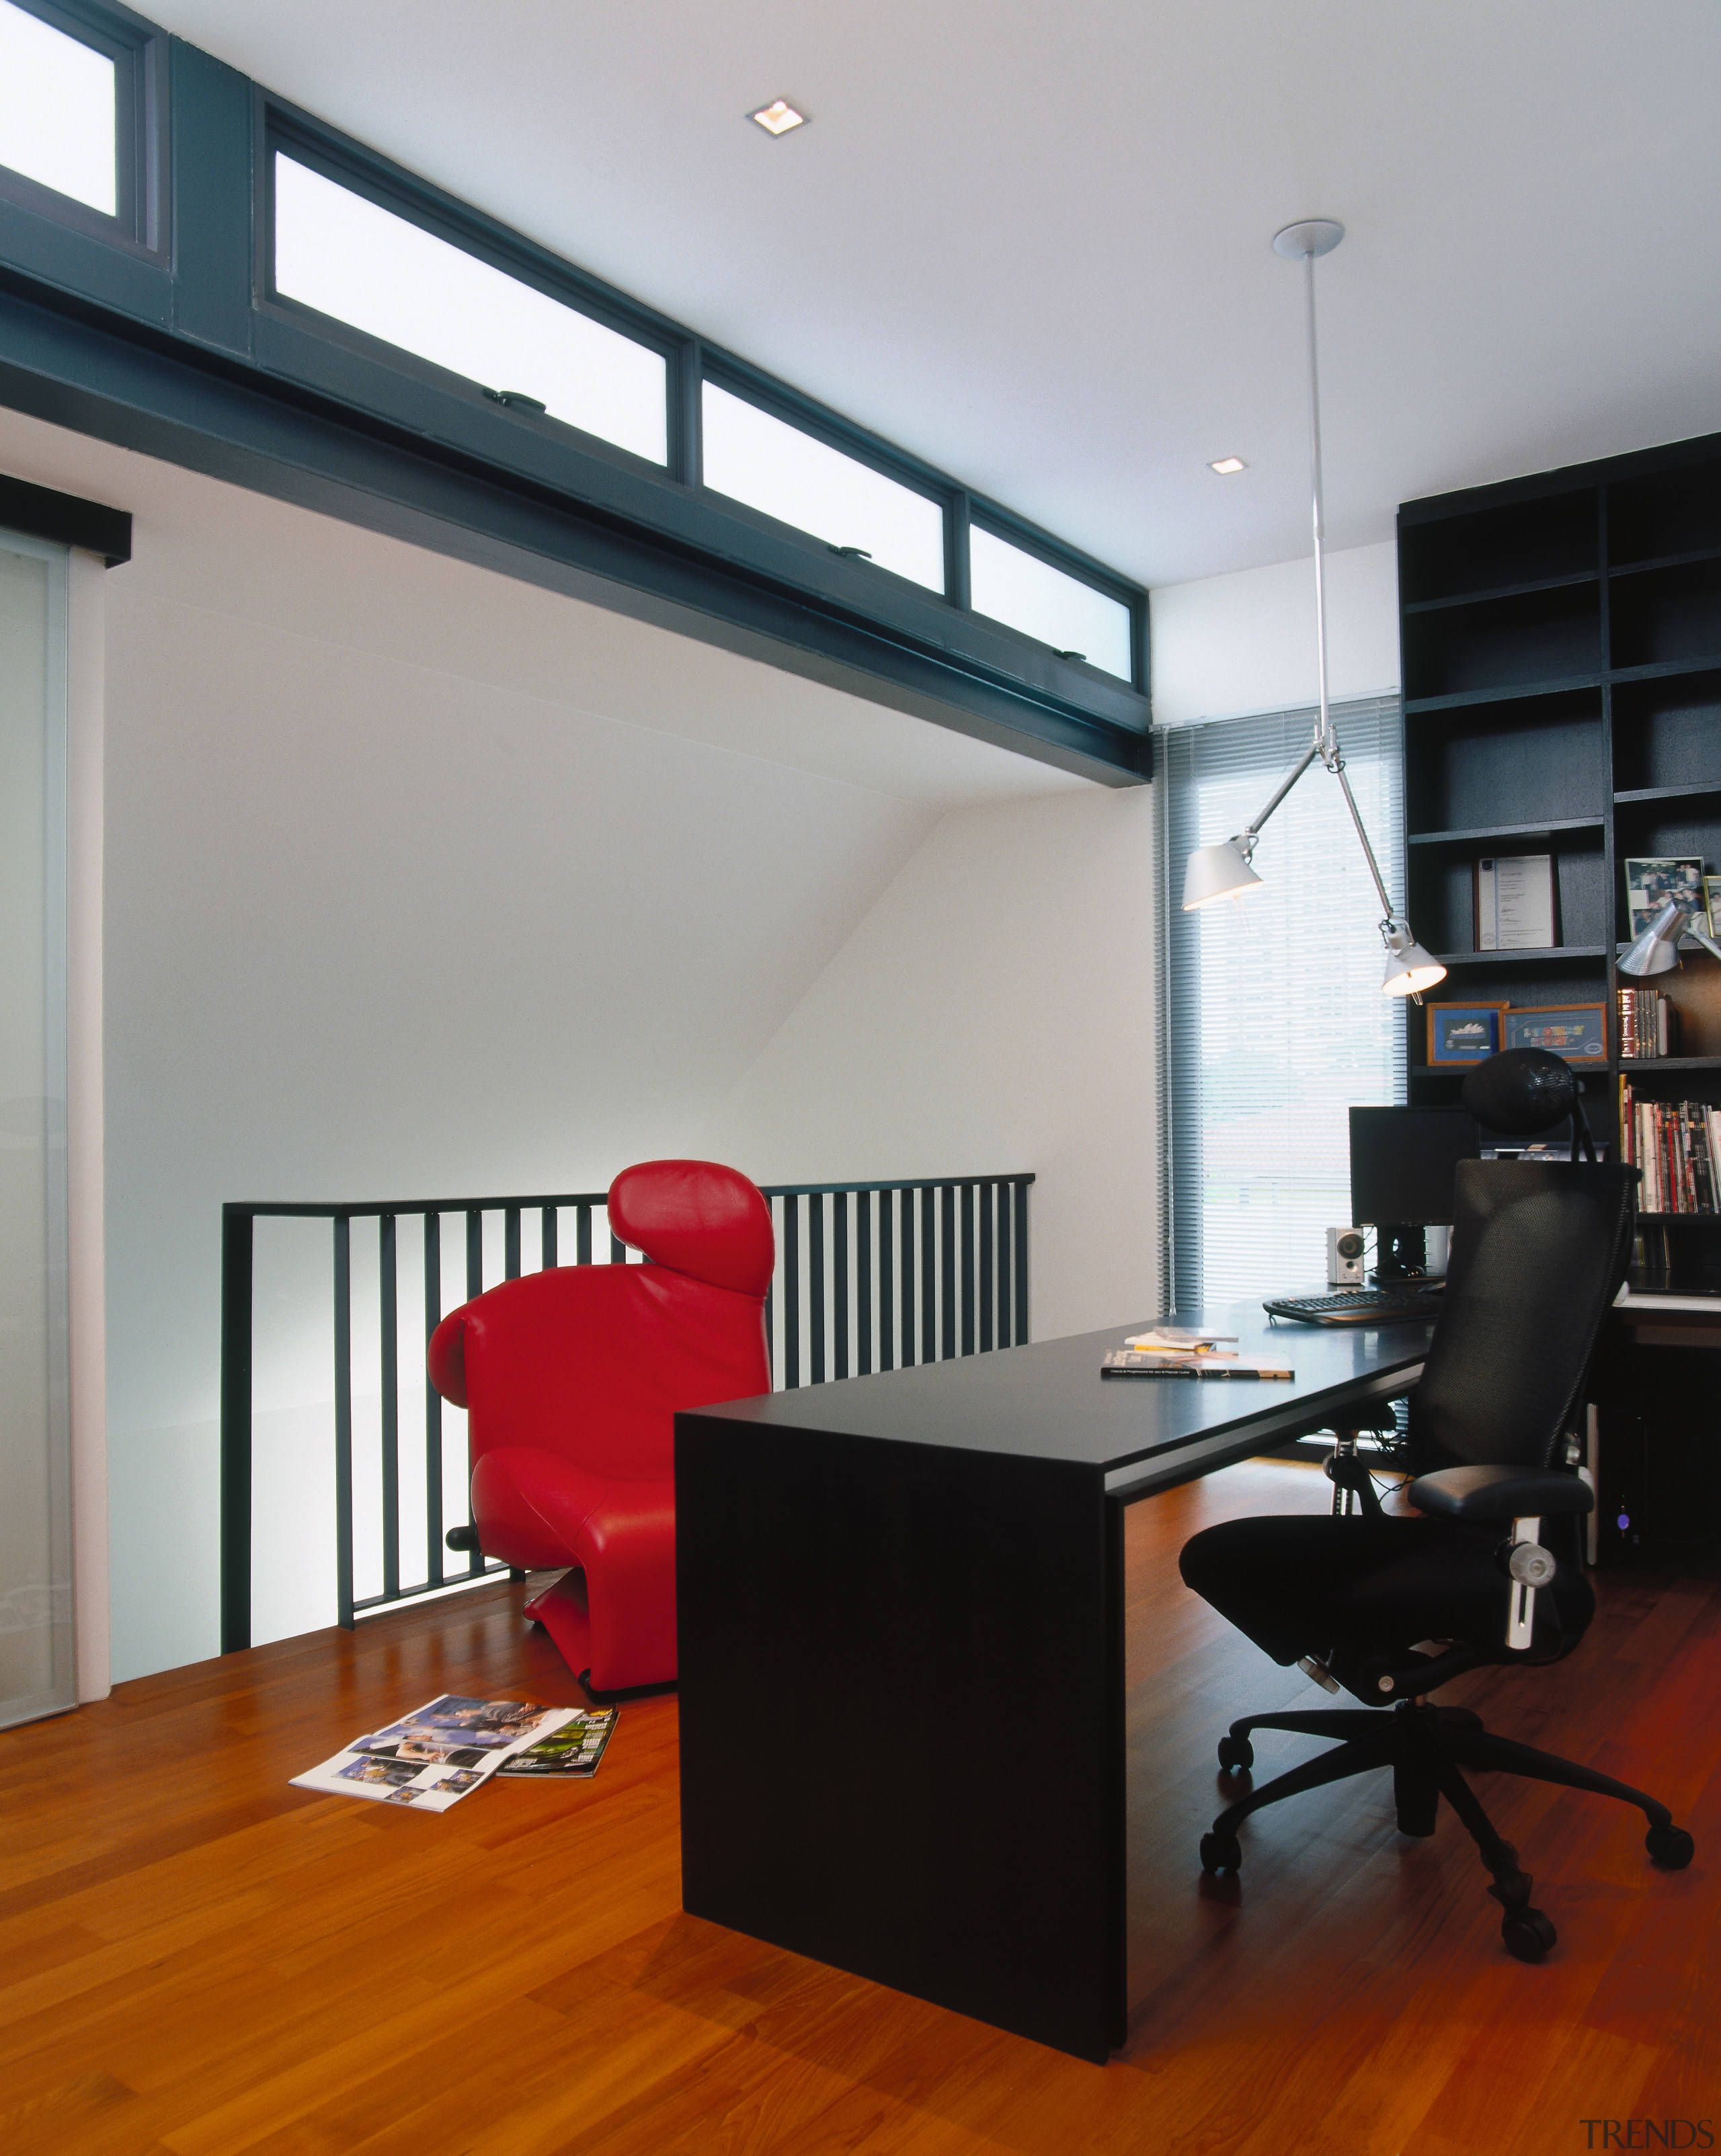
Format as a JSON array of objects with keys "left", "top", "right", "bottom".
[
  {"left": 1427, "top": 1002, "right": 1507, "bottom": 1065},
  {"left": 1706, "top": 873, "right": 1721, "bottom": 939},
  {"left": 1624, "top": 856, "right": 1704, "bottom": 940},
  {"left": 1503, "top": 1003, "right": 1607, "bottom": 1064}
]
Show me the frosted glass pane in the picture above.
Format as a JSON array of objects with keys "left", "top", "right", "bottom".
[
  {"left": 969, "top": 526, "right": 1133, "bottom": 682},
  {"left": 0, "top": 535, "right": 73, "bottom": 1729},
  {"left": 274, "top": 156, "right": 667, "bottom": 466},
  {"left": 702, "top": 383, "right": 945, "bottom": 593},
  {"left": 0, "top": 0, "right": 116, "bottom": 216}
]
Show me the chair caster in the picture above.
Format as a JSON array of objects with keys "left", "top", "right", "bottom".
[
  {"left": 1500, "top": 1905, "right": 1556, "bottom": 1962},
  {"left": 1646, "top": 1825, "right": 1695, "bottom": 1869},
  {"left": 1217, "top": 1736, "right": 1254, "bottom": 1775},
  {"left": 1201, "top": 1830, "right": 1243, "bottom": 1874}
]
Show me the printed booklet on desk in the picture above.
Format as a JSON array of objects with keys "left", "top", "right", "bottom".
[
  {"left": 1102, "top": 1351, "right": 1294, "bottom": 1381},
  {"left": 291, "top": 1694, "right": 582, "bottom": 1812}
]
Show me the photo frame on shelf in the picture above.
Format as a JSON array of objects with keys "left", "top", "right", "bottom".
[
  {"left": 1624, "top": 856, "right": 1704, "bottom": 941},
  {"left": 1427, "top": 1002, "right": 1507, "bottom": 1066},
  {"left": 1706, "top": 873, "right": 1721, "bottom": 939},
  {"left": 1503, "top": 1004, "right": 1608, "bottom": 1065}
]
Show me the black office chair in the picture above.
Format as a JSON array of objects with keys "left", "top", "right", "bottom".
[{"left": 1179, "top": 1147, "right": 1695, "bottom": 1960}]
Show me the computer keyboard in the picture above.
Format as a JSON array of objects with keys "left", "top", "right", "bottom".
[{"left": 1263, "top": 1285, "right": 1445, "bottom": 1326}]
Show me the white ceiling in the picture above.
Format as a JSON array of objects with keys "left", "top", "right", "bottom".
[{"left": 138, "top": 0, "right": 1721, "bottom": 592}]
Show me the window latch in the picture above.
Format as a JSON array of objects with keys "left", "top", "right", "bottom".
[
  {"left": 828, "top": 545, "right": 873, "bottom": 560},
  {"left": 483, "top": 388, "right": 548, "bottom": 415}
]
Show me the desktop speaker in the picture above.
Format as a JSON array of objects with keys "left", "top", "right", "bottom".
[{"left": 1327, "top": 1227, "right": 1366, "bottom": 1285}]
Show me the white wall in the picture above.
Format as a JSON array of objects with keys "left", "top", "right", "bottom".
[
  {"left": 706, "top": 785, "right": 1160, "bottom": 1343},
  {"left": 0, "top": 407, "right": 1088, "bottom": 1686},
  {"left": 1149, "top": 540, "right": 1399, "bottom": 727}
]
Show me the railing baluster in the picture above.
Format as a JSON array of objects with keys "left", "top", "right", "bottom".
[
  {"left": 833, "top": 1191, "right": 848, "bottom": 1380},
  {"left": 998, "top": 1183, "right": 1014, "bottom": 1349},
  {"left": 783, "top": 1196, "right": 801, "bottom": 1388},
  {"left": 1014, "top": 1179, "right": 1030, "bottom": 1343},
  {"left": 902, "top": 1186, "right": 917, "bottom": 1365},
  {"left": 920, "top": 1185, "right": 936, "bottom": 1366},
  {"left": 218, "top": 1207, "right": 254, "bottom": 1654},
  {"left": 856, "top": 1191, "right": 871, "bottom": 1377},
  {"left": 809, "top": 1192, "right": 826, "bottom": 1386},
  {"left": 424, "top": 1212, "right": 443, "bottom": 1588},
  {"left": 225, "top": 1174, "right": 1031, "bottom": 1642},
  {"left": 764, "top": 1197, "right": 777, "bottom": 1385},
  {"left": 379, "top": 1214, "right": 399, "bottom": 1601},
  {"left": 333, "top": 1215, "right": 353, "bottom": 1630},
  {"left": 877, "top": 1189, "right": 893, "bottom": 1371},
  {"left": 938, "top": 1183, "right": 955, "bottom": 1359},
  {"left": 960, "top": 1183, "right": 975, "bottom": 1357},
  {"left": 979, "top": 1181, "right": 994, "bottom": 1353}
]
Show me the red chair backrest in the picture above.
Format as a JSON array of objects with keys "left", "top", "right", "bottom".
[{"left": 428, "top": 1160, "right": 773, "bottom": 1482}]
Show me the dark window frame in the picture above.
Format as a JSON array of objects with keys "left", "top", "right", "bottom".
[
  {"left": 0, "top": 7, "right": 1152, "bottom": 774},
  {"left": 258, "top": 108, "right": 680, "bottom": 480},
  {"left": 967, "top": 508, "right": 1145, "bottom": 684},
  {"left": 0, "top": 0, "right": 165, "bottom": 253},
  {"left": 698, "top": 362, "right": 957, "bottom": 600}
]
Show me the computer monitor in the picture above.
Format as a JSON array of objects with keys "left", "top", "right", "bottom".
[{"left": 1349, "top": 1105, "right": 1481, "bottom": 1229}]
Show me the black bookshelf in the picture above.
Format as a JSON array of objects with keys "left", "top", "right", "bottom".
[{"left": 1397, "top": 432, "right": 1721, "bottom": 1271}]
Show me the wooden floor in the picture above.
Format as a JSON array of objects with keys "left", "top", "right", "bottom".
[{"left": 3, "top": 1460, "right": 1715, "bottom": 2156}]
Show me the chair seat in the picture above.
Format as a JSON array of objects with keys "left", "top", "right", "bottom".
[
  {"left": 471, "top": 1445, "right": 678, "bottom": 1689},
  {"left": 1179, "top": 1514, "right": 1595, "bottom": 1695}
]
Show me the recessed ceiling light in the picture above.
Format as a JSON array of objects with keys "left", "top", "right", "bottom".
[
  {"left": 750, "top": 99, "right": 807, "bottom": 136},
  {"left": 1209, "top": 456, "right": 1248, "bottom": 475}
]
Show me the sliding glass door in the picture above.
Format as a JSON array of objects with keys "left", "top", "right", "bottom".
[{"left": 0, "top": 530, "right": 74, "bottom": 1727}]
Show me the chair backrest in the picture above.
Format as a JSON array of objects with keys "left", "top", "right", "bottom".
[
  {"left": 1410, "top": 1159, "right": 1636, "bottom": 1473},
  {"left": 428, "top": 1160, "right": 773, "bottom": 1482}
]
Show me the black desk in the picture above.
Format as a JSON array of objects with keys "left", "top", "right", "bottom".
[{"left": 674, "top": 1307, "right": 1431, "bottom": 2063}]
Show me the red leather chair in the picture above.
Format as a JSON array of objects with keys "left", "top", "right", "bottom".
[{"left": 427, "top": 1160, "right": 773, "bottom": 1692}]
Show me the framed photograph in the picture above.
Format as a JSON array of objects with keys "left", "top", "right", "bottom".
[
  {"left": 1624, "top": 856, "right": 1703, "bottom": 940},
  {"left": 1427, "top": 1002, "right": 1507, "bottom": 1066},
  {"left": 1706, "top": 873, "right": 1721, "bottom": 940},
  {"left": 1503, "top": 1003, "right": 1607, "bottom": 1065}
]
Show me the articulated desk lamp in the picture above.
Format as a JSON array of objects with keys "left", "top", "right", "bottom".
[
  {"left": 1617, "top": 897, "right": 1721, "bottom": 977},
  {"left": 1182, "top": 220, "right": 1446, "bottom": 1004}
]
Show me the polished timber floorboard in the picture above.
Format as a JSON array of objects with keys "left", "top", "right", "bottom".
[{"left": 2, "top": 1461, "right": 1715, "bottom": 2156}]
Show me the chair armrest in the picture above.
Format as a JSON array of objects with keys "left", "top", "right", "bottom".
[{"left": 1408, "top": 1463, "right": 1594, "bottom": 1522}]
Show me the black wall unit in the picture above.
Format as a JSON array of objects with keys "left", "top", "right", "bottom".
[{"left": 1398, "top": 432, "right": 1721, "bottom": 1276}]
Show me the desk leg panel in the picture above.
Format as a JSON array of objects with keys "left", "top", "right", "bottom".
[{"left": 676, "top": 1416, "right": 1123, "bottom": 2063}]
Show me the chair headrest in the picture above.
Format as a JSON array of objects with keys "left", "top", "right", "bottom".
[{"left": 607, "top": 1159, "right": 774, "bottom": 1296}]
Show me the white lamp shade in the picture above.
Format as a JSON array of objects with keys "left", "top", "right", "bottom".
[
  {"left": 1617, "top": 899, "right": 1688, "bottom": 977},
  {"left": 1382, "top": 936, "right": 1446, "bottom": 998},
  {"left": 1183, "top": 838, "right": 1263, "bottom": 911}
]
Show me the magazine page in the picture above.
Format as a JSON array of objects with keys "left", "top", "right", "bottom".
[
  {"left": 494, "top": 1706, "right": 617, "bottom": 1778},
  {"left": 291, "top": 1695, "right": 582, "bottom": 1812}
]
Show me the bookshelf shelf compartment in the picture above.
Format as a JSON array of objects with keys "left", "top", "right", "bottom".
[
  {"left": 1399, "top": 432, "right": 1721, "bottom": 1280},
  {"left": 1408, "top": 817, "right": 1605, "bottom": 849}
]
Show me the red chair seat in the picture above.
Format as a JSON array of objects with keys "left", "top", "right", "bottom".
[{"left": 429, "top": 1160, "right": 772, "bottom": 1691}]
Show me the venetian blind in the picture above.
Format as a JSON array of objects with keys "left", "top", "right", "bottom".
[{"left": 1160, "top": 697, "right": 1408, "bottom": 1309}]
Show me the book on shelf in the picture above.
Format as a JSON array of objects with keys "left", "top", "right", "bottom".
[
  {"left": 1617, "top": 988, "right": 1677, "bottom": 1061},
  {"left": 1474, "top": 854, "right": 1556, "bottom": 951},
  {"left": 1619, "top": 1082, "right": 1721, "bottom": 1214}
]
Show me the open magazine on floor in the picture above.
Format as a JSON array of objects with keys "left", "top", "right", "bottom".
[
  {"left": 495, "top": 1706, "right": 617, "bottom": 1777},
  {"left": 291, "top": 1693, "right": 593, "bottom": 1812}
]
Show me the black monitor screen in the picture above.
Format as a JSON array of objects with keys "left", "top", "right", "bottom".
[{"left": 1349, "top": 1105, "right": 1481, "bottom": 1227}]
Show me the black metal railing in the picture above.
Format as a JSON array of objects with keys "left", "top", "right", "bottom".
[{"left": 220, "top": 1173, "right": 1032, "bottom": 1650}]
